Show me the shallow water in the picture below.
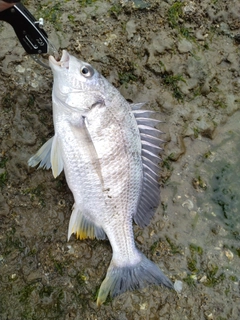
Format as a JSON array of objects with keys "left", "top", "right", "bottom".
[{"left": 0, "top": 0, "right": 240, "bottom": 319}]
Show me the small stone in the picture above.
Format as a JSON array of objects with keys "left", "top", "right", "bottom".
[
  {"left": 224, "top": 249, "right": 234, "bottom": 260},
  {"left": 26, "top": 270, "right": 42, "bottom": 283},
  {"left": 199, "top": 275, "right": 207, "bottom": 283},
  {"left": 67, "top": 245, "right": 75, "bottom": 254},
  {"left": 182, "top": 199, "right": 194, "bottom": 210},
  {"left": 16, "top": 65, "right": 25, "bottom": 73},
  {"left": 139, "top": 302, "right": 148, "bottom": 310},
  {"left": 174, "top": 280, "right": 183, "bottom": 293},
  {"left": 183, "top": 2, "right": 196, "bottom": 14},
  {"left": 104, "top": 33, "right": 117, "bottom": 46},
  {"left": 201, "top": 80, "right": 211, "bottom": 95},
  {"left": 136, "top": 236, "right": 144, "bottom": 244}
]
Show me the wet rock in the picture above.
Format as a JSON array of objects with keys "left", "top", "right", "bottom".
[
  {"left": 67, "top": 268, "right": 77, "bottom": 278},
  {"left": 196, "top": 29, "right": 208, "bottom": 41},
  {"left": 183, "top": 1, "right": 197, "bottom": 15},
  {"left": 126, "top": 19, "right": 137, "bottom": 40},
  {"left": 156, "top": 91, "right": 176, "bottom": 112},
  {"left": 136, "top": 235, "right": 144, "bottom": 244},
  {"left": 159, "top": 303, "right": 170, "bottom": 316},
  {"left": 234, "top": 34, "right": 240, "bottom": 44},
  {"left": 26, "top": 270, "right": 42, "bottom": 283},
  {"left": 146, "top": 31, "right": 174, "bottom": 61},
  {"left": 201, "top": 79, "right": 211, "bottom": 95},
  {"left": 178, "top": 38, "right": 193, "bottom": 53}
]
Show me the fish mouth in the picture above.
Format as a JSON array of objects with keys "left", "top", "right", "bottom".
[{"left": 49, "top": 50, "right": 69, "bottom": 69}]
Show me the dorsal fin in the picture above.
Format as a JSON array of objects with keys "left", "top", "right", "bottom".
[
  {"left": 132, "top": 110, "right": 156, "bottom": 118},
  {"left": 136, "top": 118, "right": 162, "bottom": 127},
  {"left": 133, "top": 108, "right": 164, "bottom": 228},
  {"left": 138, "top": 124, "right": 163, "bottom": 137},
  {"left": 130, "top": 102, "right": 146, "bottom": 110}
]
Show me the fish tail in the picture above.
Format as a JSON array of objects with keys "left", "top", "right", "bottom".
[{"left": 97, "top": 252, "right": 173, "bottom": 306}]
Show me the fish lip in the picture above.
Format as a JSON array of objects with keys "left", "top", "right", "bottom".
[{"left": 49, "top": 50, "right": 69, "bottom": 69}]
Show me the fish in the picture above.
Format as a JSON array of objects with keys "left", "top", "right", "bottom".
[{"left": 28, "top": 50, "right": 173, "bottom": 305}]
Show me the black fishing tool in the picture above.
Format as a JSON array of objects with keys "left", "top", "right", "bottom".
[{"left": 0, "top": 2, "right": 59, "bottom": 68}]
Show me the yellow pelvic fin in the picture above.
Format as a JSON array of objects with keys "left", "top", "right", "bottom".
[
  {"left": 76, "top": 227, "right": 95, "bottom": 240},
  {"left": 68, "top": 205, "right": 106, "bottom": 241}
]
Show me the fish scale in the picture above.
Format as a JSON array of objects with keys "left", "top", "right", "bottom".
[
  {"left": 86, "top": 102, "right": 142, "bottom": 221},
  {"left": 59, "top": 121, "right": 106, "bottom": 226},
  {"left": 28, "top": 50, "right": 173, "bottom": 305}
]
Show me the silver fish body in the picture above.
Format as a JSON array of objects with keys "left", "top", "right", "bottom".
[{"left": 29, "top": 50, "right": 173, "bottom": 304}]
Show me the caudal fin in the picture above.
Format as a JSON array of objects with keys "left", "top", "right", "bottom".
[{"left": 97, "top": 252, "right": 173, "bottom": 306}]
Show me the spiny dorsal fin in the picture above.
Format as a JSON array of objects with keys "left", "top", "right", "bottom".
[
  {"left": 132, "top": 110, "right": 156, "bottom": 118},
  {"left": 132, "top": 107, "right": 164, "bottom": 227},
  {"left": 138, "top": 124, "right": 163, "bottom": 137},
  {"left": 130, "top": 102, "right": 146, "bottom": 110},
  {"left": 136, "top": 118, "right": 162, "bottom": 127}
]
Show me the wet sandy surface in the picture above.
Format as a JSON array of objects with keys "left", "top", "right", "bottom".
[{"left": 0, "top": 0, "right": 239, "bottom": 319}]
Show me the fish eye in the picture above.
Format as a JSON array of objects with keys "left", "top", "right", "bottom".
[{"left": 80, "top": 66, "right": 94, "bottom": 78}]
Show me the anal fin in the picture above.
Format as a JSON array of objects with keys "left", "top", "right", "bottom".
[{"left": 68, "top": 204, "right": 106, "bottom": 241}]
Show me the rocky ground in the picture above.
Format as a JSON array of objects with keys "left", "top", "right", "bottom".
[{"left": 0, "top": 0, "right": 239, "bottom": 319}]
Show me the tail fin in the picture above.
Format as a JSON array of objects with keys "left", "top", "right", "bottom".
[{"left": 97, "top": 252, "right": 173, "bottom": 306}]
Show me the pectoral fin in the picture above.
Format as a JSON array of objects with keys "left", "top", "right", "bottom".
[
  {"left": 28, "top": 137, "right": 53, "bottom": 170},
  {"left": 50, "top": 135, "right": 64, "bottom": 178},
  {"left": 28, "top": 135, "right": 64, "bottom": 178},
  {"left": 82, "top": 116, "right": 104, "bottom": 186}
]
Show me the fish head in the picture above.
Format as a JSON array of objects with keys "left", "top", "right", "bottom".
[{"left": 49, "top": 50, "right": 105, "bottom": 112}]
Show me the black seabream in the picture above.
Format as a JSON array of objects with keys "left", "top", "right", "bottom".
[{"left": 29, "top": 50, "right": 173, "bottom": 305}]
